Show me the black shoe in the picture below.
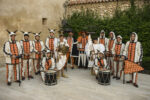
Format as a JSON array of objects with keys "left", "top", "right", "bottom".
[
  {"left": 37, "top": 71, "right": 41, "bottom": 74},
  {"left": 113, "top": 76, "right": 116, "bottom": 79},
  {"left": 35, "top": 72, "right": 38, "bottom": 75},
  {"left": 29, "top": 76, "right": 34, "bottom": 79},
  {"left": 71, "top": 67, "right": 74, "bottom": 69},
  {"left": 22, "top": 77, "right": 25, "bottom": 81},
  {"left": 15, "top": 80, "right": 21, "bottom": 83},
  {"left": 116, "top": 77, "right": 120, "bottom": 80},
  {"left": 133, "top": 83, "right": 139, "bottom": 88},
  {"left": 7, "top": 82, "right": 11, "bottom": 86},
  {"left": 126, "top": 80, "right": 133, "bottom": 83},
  {"left": 96, "top": 76, "right": 98, "bottom": 80}
]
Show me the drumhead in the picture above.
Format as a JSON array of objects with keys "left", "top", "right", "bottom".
[
  {"left": 99, "top": 70, "right": 110, "bottom": 72},
  {"left": 46, "top": 70, "right": 56, "bottom": 73}
]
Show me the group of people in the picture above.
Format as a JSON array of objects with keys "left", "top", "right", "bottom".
[{"left": 3, "top": 29, "right": 143, "bottom": 88}]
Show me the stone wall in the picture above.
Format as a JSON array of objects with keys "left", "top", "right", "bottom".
[
  {"left": 65, "top": 0, "right": 144, "bottom": 18},
  {"left": 0, "top": 0, "right": 66, "bottom": 66}
]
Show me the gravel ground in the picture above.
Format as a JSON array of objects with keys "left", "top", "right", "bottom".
[{"left": 0, "top": 66, "right": 150, "bottom": 100}]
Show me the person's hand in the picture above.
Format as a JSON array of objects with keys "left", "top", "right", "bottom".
[
  {"left": 137, "top": 62, "right": 140, "bottom": 65},
  {"left": 25, "top": 53, "right": 29, "bottom": 56},
  {"left": 121, "top": 56, "right": 125, "bottom": 60},
  {"left": 12, "top": 55, "right": 16, "bottom": 58}
]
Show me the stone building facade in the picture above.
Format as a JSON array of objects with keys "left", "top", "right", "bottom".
[{"left": 64, "top": 0, "right": 145, "bottom": 18}]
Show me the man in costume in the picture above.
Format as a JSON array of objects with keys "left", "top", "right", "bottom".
[
  {"left": 20, "top": 31, "right": 34, "bottom": 80},
  {"left": 32, "top": 32, "right": 45, "bottom": 75},
  {"left": 123, "top": 32, "right": 143, "bottom": 87},
  {"left": 3, "top": 30, "right": 22, "bottom": 86},
  {"left": 45, "top": 29, "right": 58, "bottom": 58},
  {"left": 98, "top": 30, "right": 108, "bottom": 50},
  {"left": 77, "top": 31, "right": 89, "bottom": 69},
  {"left": 94, "top": 52, "right": 107, "bottom": 77},
  {"left": 40, "top": 50, "right": 55, "bottom": 82},
  {"left": 112, "top": 35, "right": 125, "bottom": 79},
  {"left": 86, "top": 37, "right": 105, "bottom": 75},
  {"left": 66, "top": 31, "right": 75, "bottom": 69},
  {"left": 56, "top": 34, "right": 69, "bottom": 78},
  {"left": 106, "top": 31, "right": 116, "bottom": 74}
]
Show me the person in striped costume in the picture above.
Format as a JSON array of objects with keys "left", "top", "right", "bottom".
[
  {"left": 40, "top": 50, "right": 55, "bottom": 82},
  {"left": 45, "top": 29, "right": 58, "bottom": 58},
  {"left": 66, "top": 31, "right": 74, "bottom": 69},
  {"left": 32, "top": 32, "right": 45, "bottom": 75},
  {"left": 3, "top": 30, "right": 22, "bottom": 86},
  {"left": 20, "top": 31, "right": 34, "bottom": 80},
  {"left": 112, "top": 35, "right": 125, "bottom": 79},
  {"left": 98, "top": 30, "right": 108, "bottom": 51},
  {"left": 77, "top": 31, "right": 89, "bottom": 69},
  {"left": 94, "top": 52, "right": 107, "bottom": 78},
  {"left": 106, "top": 31, "right": 116, "bottom": 75},
  {"left": 123, "top": 32, "right": 143, "bottom": 88}
]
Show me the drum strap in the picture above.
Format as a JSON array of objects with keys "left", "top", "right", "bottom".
[{"left": 98, "top": 58, "right": 104, "bottom": 68}]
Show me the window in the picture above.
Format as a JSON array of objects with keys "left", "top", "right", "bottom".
[{"left": 42, "top": 18, "right": 47, "bottom": 25}]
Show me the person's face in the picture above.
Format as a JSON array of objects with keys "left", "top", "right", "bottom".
[
  {"left": 109, "top": 33, "right": 113, "bottom": 38},
  {"left": 98, "top": 53, "right": 104, "bottom": 58},
  {"left": 47, "top": 53, "right": 51, "bottom": 58},
  {"left": 69, "top": 32, "right": 73, "bottom": 37},
  {"left": 35, "top": 36, "right": 40, "bottom": 41},
  {"left": 60, "top": 36, "right": 64, "bottom": 41},
  {"left": 100, "top": 33, "right": 104, "bottom": 37},
  {"left": 82, "top": 32, "right": 86, "bottom": 37},
  {"left": 99, "top": 53, "right": 103, "bottom": 58},
  {"left": 131, "top": 34, "right": 135, "bottom": 41},
  {"left": 11, "top": 35, "right": 16, "bottom": 41},
  {"left": 50, "top": 32, "right": 54, "bottom": 37},
  {"left": 93, "top": 40, "right": 98, "bottom": 44},
  {"left": 24, "top": 35, "right": 29, "bottom": 40},
  {"left": 117, "top": 37, "right": 121, "bottom": 43}
]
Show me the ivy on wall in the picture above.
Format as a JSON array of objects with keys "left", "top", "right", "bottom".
[{"left": 62, "top": 1, "right": 150, "bottom": 70}]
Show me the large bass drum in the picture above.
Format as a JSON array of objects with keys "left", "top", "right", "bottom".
[
  {"left": 98, "top": 70, "right": 111, "bottom": 85},
  {"left": 45, "top": 70, "right": 57, "bottom": 86}
]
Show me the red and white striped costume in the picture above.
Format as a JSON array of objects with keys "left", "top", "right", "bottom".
[
  {"left": 3, "top": 32, "right": 22, "bottom": 83},
  {"left": 98, "top": 30, "right": 108, "bottom": 50},
  {"left": 106, "top": 31, "right": 116, "bottom": 73},
  {"left": 123, "top": 32, "right": 143, "bottom": 84},
  {"left": 40, "top": 50, "right": 55, "bottom": 82},
  {"left": 112, "top": 35, "right": 125, "bottom": 78},
  {"left": 33, "top": 33, "right": 45, "bottom": 73},
  {"left": 45, "top": 29, "right": 58, "bottom": 58},
  {"left": 20, "top": 32, "right": 33, "bottom": 78}
]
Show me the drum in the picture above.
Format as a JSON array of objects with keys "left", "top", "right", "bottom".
[
  {"left": 45, "top": 70, "right": 57, "bottom": 86},
  {"left": 98, "top": 70, "right": 111, "bottom": 85}
]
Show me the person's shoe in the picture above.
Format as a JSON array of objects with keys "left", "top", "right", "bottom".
[
  {"left": 113, "top": 76, "right": 116, "bottom": 79},
  {"left": 28, "top": 76, "right": 34, "bottom": 79},
  {"left": 62, "top": 74, "right": 68, "bottom": 78},
  {"left": 7, "top": 82, "right": 11, "bottom": 86},
  {"left": 57, "top": 71, "right": 60, "bottom": 79},
  {"left": 71, "top": 67, "right": 74, "bottom": 69},
  {"left": 126, "top": 80, "right": 132, "bottom": 83},
  {"left": 116, "top": 77, "right": 120, "bottom": 80},
  {"left": 35, "top": 72, "right": 38, "bottom": 75},
  {"left": 22, "top": 77, "right": 25, "bottom": 81},
  {"left": 15, "top": 80, "right": 21, "bottom": 83},
  {"left": 133, "top": 83, "right": 139, "bottom": 88},
  {"left": 37, "top": 71, "right": 40, "bottom": 74},
  {"left": 96, "top": 76, "right": 98, "bottom": 80}
]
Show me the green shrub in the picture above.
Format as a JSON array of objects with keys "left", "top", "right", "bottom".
[{"left": 62, "top": 3, "right": 150, "bottom": 69}]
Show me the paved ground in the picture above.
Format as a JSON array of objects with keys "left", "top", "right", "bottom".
[{"left": 0, "top": 66, "right": 150, "bottom": 100}]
